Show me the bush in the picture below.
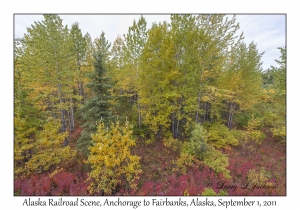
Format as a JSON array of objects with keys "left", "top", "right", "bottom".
[
  {"left": 181, "top": 124, "right": 208, "bottom": 158},
  {"left": 247, "top": 168, "right": 271, "bottom": 185},
  {"left": 188, "top": 124, "right": 209, "bottom": 159},
  {"left": 133, "top": 123, "right": 150, "bottom": 139},
  {"left": 137, "top": 164, "right": 225, "bottom": 196},
  {"left": 201, "top": 187, "right": 227, "bottom": 196},
  {"left": 246, "top": 117, "right": 262, "bottom": 131},
  {"left": 176, "top": 152, "right": 195, "bottom": 174},
  {"left": 203, "top": 148, "right": 231, "bottom": 179},
  {"left": 14, "top": 170, "right": 90, "bottom": 196},
  {"left": 162, "top": 137, "right": 181, "bottom": 151},
  {"left": 249, "top": 130, "right": 266, "bottom": 144},
  {"left": 242, "top": 117, "right": 265, "bottom": 144},
  {"left": 176, "top": 124, "right": 232, "bottom": 178},
  {"left": 271, "top": 126, "right": 286, "bottom": 143},
  {"left": 207, "top": 123, "right": 239, "bottom": 148},
  {"left": 176, "top": 124, "right": 208, "bottom": 173},
  {"left": 15, "top": 117, "right": 76, "bottom": 177},
  {"left": 87, "top": 120, "right": 141, "bottom": 195},
  {"left": 262, "top": 111, "right": 281, "bottom": 127},
  {"left": 235, "top": 112, "right": 253, "bottom": 128}
]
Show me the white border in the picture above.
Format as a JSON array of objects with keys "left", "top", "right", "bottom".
[{"left": 2, "top": 0, "right": 296, "bottom": 209}]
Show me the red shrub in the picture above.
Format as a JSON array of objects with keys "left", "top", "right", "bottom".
[{"left": 14, "top": 171, "right": 89, "bottom": 196}]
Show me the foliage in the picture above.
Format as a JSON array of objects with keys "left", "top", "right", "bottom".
[
  {"left": 70, "top": 22, "right": 88, "bottom": 100},
  {"left": 182, "top": 124, "right": 208, "bottom": 157},
  {"left": 247, "top": 168, "right": 271, "bottom": 185},
  {"left": 108, "top": 16, "right": 148, "bottom": 130},
  {"left": 207, "top": 123, "right": 239, "bottom": 148},
  {"left": 246, "top": 116, "right": 261, "bottom": 130},
  {"left": 270, "top": 126, "right": 286, "bottom": 143},
  {"left": 162, "top": 137, "right": 181, "bottom": 151},
  {"left": 138, "top": 15, "right": 246, "bottom": 137},
  {"left": 176, "top": 152, "right": 195, "bottom": 174},
  {"left": 269, "top": 47, "right": 286, "bottom": 96},
  {"left": 247, "top": 130, "right": 266, "bottom": 144},
  {"left": 263, "top": 47, "right": 286, "bottom": 142},
  {"left": 176, "top": 124, "right": 208, "bottom": 173},
  {"left": 227, "top": 135, "right": 285, "bottom": 195},
  {"left": 242, "top": 117, "right": 266, "bottom": 144},
  {"left": 189, "top": 124, "right": 209, "bottom": 155},
  {"left": 217, "top": 41, "right": 263, "bottom": 128},
  {"left": 201, "top": 187, "right": 227, "bottom": 196},
  {"left": 14, "top": 112, "right": 36, "bottom": 176},
  {"left": 176, "top": 124, "right": 232, "bottom": 178},
  {"left": 138, "top": 21, "right": 178, "bottom": 134},
  {"left": 87, "top": 121, "right": 141, "bottom": 195},
  {"left": 17, "top": 14, "right": 82, "bottom": 135},
  {"left": 15, "top": 117, "right": 75, "bottom": 177},
  {"left": 203, "top": 148, "right": 231, "bottom": 179},
  {"left": 14, "top": 14, "right": 286, "bottom": 196},
  {"left": 136, "top": 164, "right": 227, "bottom": 196},
  {"left": 145, "top": 137, "right": 155, "bottom": 145},
  {"left": 262, "top": 110, "right": 282, "bottom": 127},
  {"left": 77, "top": 34, "right": 114, "bottom": 156},
  {"left": 14, "top": 170, "right": 90, "bottom": 196}
]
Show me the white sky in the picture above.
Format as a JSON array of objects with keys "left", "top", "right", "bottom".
[{"left": 14, "top": 14, "right": 285, "bottom": 71}]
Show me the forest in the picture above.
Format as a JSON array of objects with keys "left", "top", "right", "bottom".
[{"left": 14, "top": 14, "right": 286, "bottom": 196}]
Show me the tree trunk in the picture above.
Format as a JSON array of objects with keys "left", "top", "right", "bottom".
[
  {"left": 227, "top": 102, "right": 235, "bottom": 129},
  {"left": 137, "top": 100, "right": 141, "bottom": 129},
  {"left": 172, "top": 113, "right": 175, "bottom": 138},
  {"left": 55, "top": 59, "right": 68, "bottom": 146},
  {"left": 227, "top": 102, "right": 232, "bottom": 128},
  {"left": 195, "top": 95, "right": 200, "bottom": 123},
  {"left": 57, "top": 85, "right": 67, "bottom": 131},
  {"left": 176, "top": 119, "right": 180, "bottom": 139},
  {"left": 80, "top": 82, "right": 84, "bottom": 99},
  {"left": 204, "top": 102, "right": 207, "bottom": 122},
  {"left": 70, "top": 98, "right": 75, "bottom": 131},
  {"left": 77, "top": 81, "right": 81, "bottom": 97},
  {"left": 175, "top": 96, "right": 183, "bottom": 138},
  {"left": 77, "top": 59, "right": 84, "bottom": 101}
]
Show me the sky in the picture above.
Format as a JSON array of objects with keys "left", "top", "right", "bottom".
[{"left": 14, "top": 14, "right": 286, "bottom": 71}]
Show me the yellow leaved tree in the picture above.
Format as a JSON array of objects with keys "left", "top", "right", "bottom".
[
  {"left": 15, "top": 117, "right": 76, "bottom": 177},
  {"left": 87, "top": 120, "right": 141, "bottom": 195}
]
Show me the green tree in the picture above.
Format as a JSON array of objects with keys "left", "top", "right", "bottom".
[
  {"left": 138, "top": 15, "right": 244, "bottom": 139},
  {"left": 139, "top": 21, "right": 178, "bottom": 137},
  {"left": 70, "top": 22, "right": 87, "bottom": 100},
  {"left": 168, "top": 14, "right": 200, "bottom": 138},
  {"left": 217, "top": 42, "right": 263, "bottom": 128},
  {"left": 14, "top": 15, "right": 79, "bottom": 176},
  {"left": 194, "top": 15, "right": 243, "bottom": 125},
  {"left": 122, "top": 16, "right": 148, "bottom": 128},
  {"left": 267, "top": 47, "right": 286, "bottom": 142},
  {"left": 15, "top": 116, "right": 75, "bottom": 177},
  {"left": 109, "top": 16, "right": 148, "bottom": 129},
  {"left": 270, "top": 46, "right": 286, "bottom": 97},
  {"left": 17, "top": 14, "right": 81, "bottom": 141},
  {"left": 77, "top": 33, "right": 114, "bottom": 155}
]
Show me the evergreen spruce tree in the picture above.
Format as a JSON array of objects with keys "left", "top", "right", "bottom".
[{"left": 76, "top": 50, "right": 114, "bottom": 156}]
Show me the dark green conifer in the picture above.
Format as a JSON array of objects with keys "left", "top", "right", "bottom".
[{"left": 77, "top": 41, "right": 114, "bottom": 156}]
